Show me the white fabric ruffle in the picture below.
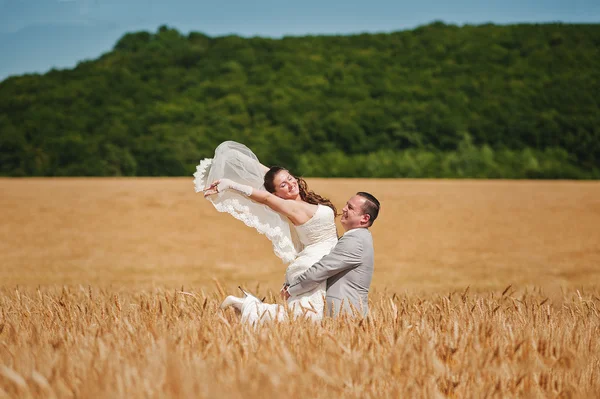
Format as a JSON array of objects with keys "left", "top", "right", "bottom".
[{"left": 193, "top": 141, "right": 300, "bottom": 263}]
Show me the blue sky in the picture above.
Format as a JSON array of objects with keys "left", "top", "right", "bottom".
[{"left": 1, "top": 0, "right": 599, "bottom": 81}]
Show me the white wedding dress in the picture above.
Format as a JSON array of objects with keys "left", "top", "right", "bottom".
[{"left": 193, "top": 141, "right": 338, "bottom": 324}]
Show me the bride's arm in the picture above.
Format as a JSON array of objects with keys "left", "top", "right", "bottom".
[
  {"left": 251, "top": 190, "right": 305, "bottom": 224},
  {"left": 205, "top": 179, "right": 303, "bottom": 224}
]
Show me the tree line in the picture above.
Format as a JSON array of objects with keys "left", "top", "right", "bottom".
[{"left": 0, "top": 22, "right": 599, "bottom": 178}]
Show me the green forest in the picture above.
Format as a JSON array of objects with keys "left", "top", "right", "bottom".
[{"left": 1, "top": 22, "right": 599, "bottom": 178}]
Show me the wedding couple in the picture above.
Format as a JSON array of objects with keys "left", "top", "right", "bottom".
[{"left": 194, "top": 141, "right": 380, "bottom": 324}]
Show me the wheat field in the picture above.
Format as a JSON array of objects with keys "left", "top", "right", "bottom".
[{"left": 1, "top": 178, "right": 599, "bottom": 398}]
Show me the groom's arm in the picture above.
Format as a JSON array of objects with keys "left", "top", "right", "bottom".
[{"left": 287, "top": 235, "right": 363, "bottom": 297}]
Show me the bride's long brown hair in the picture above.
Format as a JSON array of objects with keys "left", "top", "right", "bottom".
[{"left": 264, "top": 166, "right": 338, "bottom": 216}]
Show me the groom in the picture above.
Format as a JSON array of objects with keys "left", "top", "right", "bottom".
[{"left": 282, "top": 192, "right": 380, "bottom": 318}]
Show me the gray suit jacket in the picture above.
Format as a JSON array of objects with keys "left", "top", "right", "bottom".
[{"left": 287, "top": 228, "right": 374, "bottom": 318}]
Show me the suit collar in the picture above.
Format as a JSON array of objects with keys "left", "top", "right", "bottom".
[{"left": 342, "top": 227, "right": 368, "bottom": 237}]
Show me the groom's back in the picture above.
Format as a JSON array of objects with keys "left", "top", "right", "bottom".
[{"left": 325, "top": 228, "right": 374, "bottom": 317}]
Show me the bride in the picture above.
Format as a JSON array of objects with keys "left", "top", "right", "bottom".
[{"left": 194, "top": 141, "right": 339, "bottom": 324}]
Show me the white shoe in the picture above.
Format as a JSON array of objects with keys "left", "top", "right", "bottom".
[
  {"left": 220, "top": 295, "right": 244, "bottom": 311},
  {"left": 238, "top": 286, "right": 262, "bottom": 302}
]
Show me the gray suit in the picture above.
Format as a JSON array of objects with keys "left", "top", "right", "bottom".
[{"left": 287, "top": 228, "right": 374, "bottom": 318}]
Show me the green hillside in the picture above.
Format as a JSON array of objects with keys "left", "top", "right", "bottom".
[{"left": 1, "top": 22, "right": 599, "bottom": 178}]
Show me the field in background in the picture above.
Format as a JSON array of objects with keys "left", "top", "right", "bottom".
[
  {"left": 1, "top": 178, "right": 599, "bottom": 397},
  {"left": 1, "top": 178, "right": 599, "bottom": 292}
]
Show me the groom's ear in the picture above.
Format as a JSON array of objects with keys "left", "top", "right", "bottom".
[{"left": 361, "top": 213, "right": 371, "bottom": 226}]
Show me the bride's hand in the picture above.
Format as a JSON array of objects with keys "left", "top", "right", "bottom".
[
  {"left": 204, "top": 178, "right": 235, "bottom": 197},
  {"left": 203, "top": 180, "right": 221, "bottom": 197},
  {"left": 204, "top": 178, "right": 253, "bottom": 197}
]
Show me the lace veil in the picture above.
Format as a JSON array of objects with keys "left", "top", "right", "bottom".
[{"left": 193, "top": 141, "right": 302, "bottom": 263}]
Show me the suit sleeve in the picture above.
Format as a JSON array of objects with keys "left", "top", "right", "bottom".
[{"left": 287, "top": 234, "right": 363, "bottom": 297}]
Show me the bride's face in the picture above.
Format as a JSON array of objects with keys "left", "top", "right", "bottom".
[{"left": 273, "top": 170, "right": 299, "bottom": 199}]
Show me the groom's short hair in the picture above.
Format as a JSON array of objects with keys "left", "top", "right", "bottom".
[{"left": 356, "top": 192, "right": 380, "bottom": 226}]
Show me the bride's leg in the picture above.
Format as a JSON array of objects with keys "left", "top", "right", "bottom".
[
  {"left": 220, "top": 295, "right": 244, "bottom": 311},
  {"left": 241, "top": 295, "right": 286, "bottom": 324},
  {"left": 221, "top": 286, "right": 253, "bottom": 311}
]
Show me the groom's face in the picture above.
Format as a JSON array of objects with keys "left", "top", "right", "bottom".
[{"left": 341, "top": 195, "right": 369, "bottom": 231}]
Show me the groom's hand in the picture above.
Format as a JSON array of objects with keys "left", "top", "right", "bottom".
[{"left": 280, "top": 284, "right": 291, "bottom": 300}]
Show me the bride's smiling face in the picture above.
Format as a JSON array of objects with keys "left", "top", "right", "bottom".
[{"left": 272, "top": 170, "right": 300, "bottom": 199}]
